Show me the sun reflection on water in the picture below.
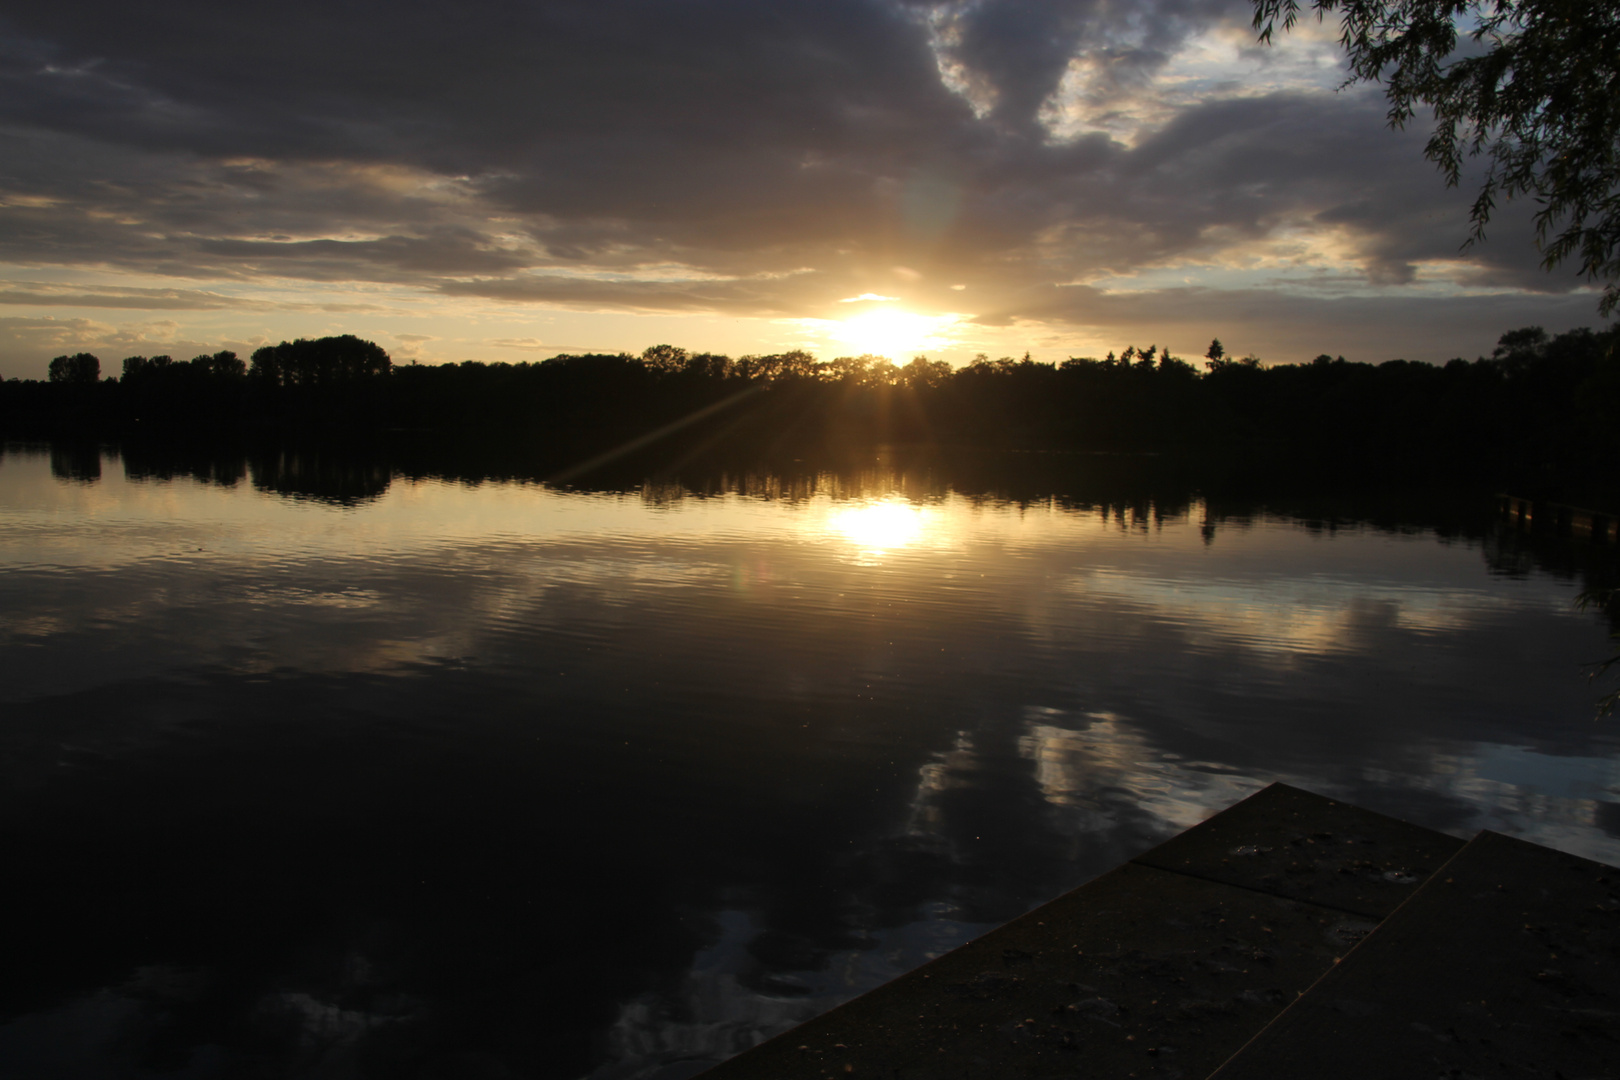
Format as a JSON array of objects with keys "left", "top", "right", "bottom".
[{"left": 829, "top": 499, "right": 930, "bottom": 552}]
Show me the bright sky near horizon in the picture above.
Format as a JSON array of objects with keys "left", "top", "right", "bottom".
[{"left": 0, "top": 0, "right": 1606, "bottom": 380}]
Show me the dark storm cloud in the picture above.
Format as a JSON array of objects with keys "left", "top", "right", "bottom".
[
  {"left": 1, "top": 1, "right": 961, "bottom": 169},
  {"left": 0, "top": 0, "right": 1590, "bottom": 335}
]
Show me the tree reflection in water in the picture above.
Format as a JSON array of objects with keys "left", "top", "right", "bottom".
[{"left": 0, "top": 443, "right": 1616, "bottom": 1079}]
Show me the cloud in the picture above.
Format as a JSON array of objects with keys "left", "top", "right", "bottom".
[
  {"left": 923, "top": 0, "right": 1248, "bottom": 133},
  {"left": 0, "top": 0, "right": 1601, "bottom": 374},
  {"left": 0, "top": 283, "right": 262, "bottom": 309},
  {"left": 973, "top": 281, "right": 1603, "bottom": 362},
  {"left": 0, "top": 314, "right": 120, "bottom": 354},
  {"left": 486, "top": 338, "right": 601, "bottom": 353},
  {"left": 0, "top": 314, "right": 236, "bottom": 371}
]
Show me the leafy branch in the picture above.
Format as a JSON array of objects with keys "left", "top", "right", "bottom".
[{"left": 1254, "top": 0, "right": 1620, "bottom": 314}]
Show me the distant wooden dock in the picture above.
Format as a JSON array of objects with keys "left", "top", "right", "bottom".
[{"left": 700, "top": 782, "right": 1620, "bottom": 1079}]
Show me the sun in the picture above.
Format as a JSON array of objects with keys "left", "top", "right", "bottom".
[{"left": 829, "top": 308, "right": 954, "bottom": 360}]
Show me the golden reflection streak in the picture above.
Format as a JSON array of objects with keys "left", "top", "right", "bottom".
[{"left": 829, "top": 499, "right": 930, "bottom": 551}]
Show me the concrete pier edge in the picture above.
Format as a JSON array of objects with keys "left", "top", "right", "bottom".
[{"left": 699, "top": 782, "right": 1620, "bottom": 1079}]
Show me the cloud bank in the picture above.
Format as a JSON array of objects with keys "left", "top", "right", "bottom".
[{"left": 0, "top": 0, "right": 1602, "bottom": 375}]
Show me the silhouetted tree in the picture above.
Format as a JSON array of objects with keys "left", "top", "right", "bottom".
[
  {"left": 735, "top": 350, "right": 819, "bottom": 383},
  {"left": 899, "top": 355, "right": 952, "bottom": 390},
  {"left": 48, "top": 353, "right": 100, "bottom": 383},
  {"left": 10, "top": 327, "right": 1619, "bottom": 501},
  {"left": 195, "top": 350, "right": 246, "bottom": 380},
  {"left": 641, "top": 344, "right": 689, "bottom": 374},
  {"left": 250, "top": 335, "right": 390, "bottom": 389},
  {"left": 116, "top": 350, "right": 248, "bottom": 431},
  {"left": 123, "top": 354, "right": 174, "bottom": 379}
]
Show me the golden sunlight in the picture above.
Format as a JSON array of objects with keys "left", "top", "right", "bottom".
[
  {"left": 829, "top": 308, "right": 955, "bottom": 359},
  {"left": 830, "top": 500, "right": 929, "bottom": 551}
]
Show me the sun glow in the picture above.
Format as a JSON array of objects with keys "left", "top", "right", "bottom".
[{"left": 823, "top": 307, "right": 958, "bottom": 360}]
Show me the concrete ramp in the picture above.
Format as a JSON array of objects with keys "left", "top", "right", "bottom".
[
  {"left": 1210, "top": 829, "right": 1620, "bottom": 1079},
  {"left": 700, "top": 782, "right": 1466, "bottom": 1079}
]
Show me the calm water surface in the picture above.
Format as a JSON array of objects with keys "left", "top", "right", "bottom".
[{"left": 2, "top": 443, "right": 1617, "bottom": 1078}]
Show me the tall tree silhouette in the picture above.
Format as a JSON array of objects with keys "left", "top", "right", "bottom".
[{"left": 48, "top": 353, "right": 100, "bottom": 383}]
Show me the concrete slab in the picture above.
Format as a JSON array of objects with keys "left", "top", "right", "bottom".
[
  {"left": 702, "top": 784, "right": 1457, "bottom": 1080},
  {"left": 701, "top": 862, "right": 1369, "bottom": 1080},
  {"left": 1132, "top": 783, "right": 1465, "bottom": 919},
  {"left": 1210, "top": 830, "right": 1620, "bottom": 1080}
]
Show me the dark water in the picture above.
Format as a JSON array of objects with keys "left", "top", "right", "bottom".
[{"left": 2, "top": 443, "right": 1617, "bottom": 1079}]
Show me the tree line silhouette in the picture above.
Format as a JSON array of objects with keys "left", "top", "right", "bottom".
[{"left": 4, "top": 327, "right": 1618, "bottom": 501}]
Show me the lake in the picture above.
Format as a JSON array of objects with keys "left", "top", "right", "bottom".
[{"left": 2, "top": 441, "right": 1617, "bottom": 1079}]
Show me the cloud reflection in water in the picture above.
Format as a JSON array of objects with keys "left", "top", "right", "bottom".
[{"left": 1, "top": 446, "right": 1618, "bottom": 1079}]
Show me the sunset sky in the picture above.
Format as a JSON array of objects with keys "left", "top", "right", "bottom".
[{"left": 0, "top": 0, "right": 1607, "bottom": 380}]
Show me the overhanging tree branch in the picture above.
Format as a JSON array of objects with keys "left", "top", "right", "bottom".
[{"left": 1254, "top": 0, "right": 1620, "bottom": 315}]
